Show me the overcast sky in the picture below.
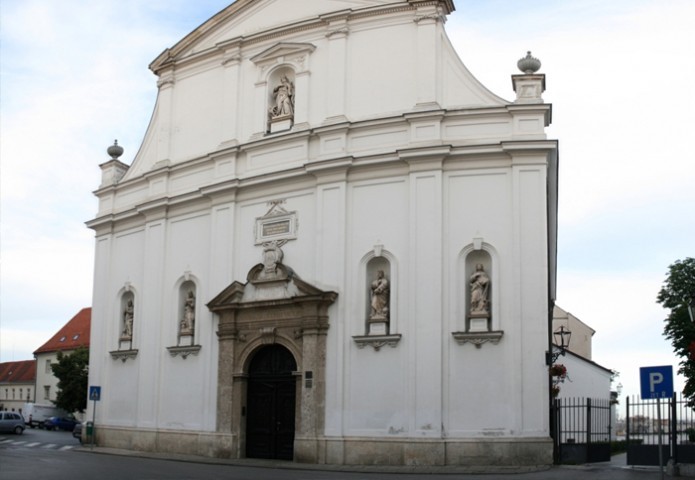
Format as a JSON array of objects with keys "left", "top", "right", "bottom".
[{"left": 1, "top": 0, "right": 693, "bottom": 407}]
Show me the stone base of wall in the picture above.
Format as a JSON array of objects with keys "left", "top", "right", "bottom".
[
  {"left": 320, "top": 436, "right": 552, "bottom": 466},
  {"left": 95, "top": 426, "right": 237, "bottom": 459},
  {"left": 96, "top": 428, "right": 552, "bottom": 466}
]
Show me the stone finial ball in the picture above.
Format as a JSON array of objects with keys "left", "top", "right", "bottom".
[
  {"left": 517, "top": 51, "right": 541, "bottom": 74},
  {"left": 107, "top": 139, "right": 124, "bottom": 160}
]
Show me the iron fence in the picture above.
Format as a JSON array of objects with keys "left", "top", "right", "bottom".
[
  {"left": 626, "top": 393, "right": 695, "bottom": 466},
  {"left": 553, "top": 397, "right": 612, "bottom": 464}
]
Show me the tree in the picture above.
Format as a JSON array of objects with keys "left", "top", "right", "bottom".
[
  {"left": 658, "top": 257, "right": 695, "bottom": 405},
  {"left": 50, "top": 347, "right": 89, "bottom": 413}
]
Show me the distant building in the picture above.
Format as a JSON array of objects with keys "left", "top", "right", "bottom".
[
  {"left": 553, "top": 305, "right": 595, "bottom": 360},
  {"left": 551, "top": 305, "right": 613, "bottom": 400},
  {"left": 33, "top": 308, "right": 91, "bottom": 406},
  {"left": 0, "top": 360, "right": 36, "bottom": 412}
]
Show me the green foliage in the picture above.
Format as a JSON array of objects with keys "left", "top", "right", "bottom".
[
  {"left": 611, "top": 439, "right": 643, "bottom": 454},
  {"left": 658, "top": 258, "right": 695, "bottom": 406},
  {"left": 50, "top": 347, "right": 89, "bottom": 413}
]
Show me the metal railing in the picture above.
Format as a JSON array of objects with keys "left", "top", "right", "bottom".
[
  {"left": 553, "top": 397, "right": 612, "bottom": 464},
  {"left": 626, "top": 393, "right": 695, "bottom": 466}
]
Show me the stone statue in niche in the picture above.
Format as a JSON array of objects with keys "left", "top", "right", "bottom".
[
  {"left": 180, "top": 291, "right": 195, "bottom": 336},
  {"left": 369, "top": 270, "right": 390, "bottom": 320},
  {"left": 469, "top": 264, "right": 490, "bottom": 315},
  {"left": 122, "top": 299, "right": 134, "bottom": 339},
  {"left": 269, "top": 75, "right": 294, "bottom": 119}
]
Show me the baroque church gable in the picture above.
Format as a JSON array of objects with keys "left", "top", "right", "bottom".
[
  {"left": 88, "top": 0, "right": 558, "bottom": 467},
  {"left": 112, "top": 0, "right": 509, "bottom": 186}
]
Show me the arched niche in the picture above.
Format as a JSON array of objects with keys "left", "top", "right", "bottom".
[
  {"left": 110, "top": 286, "right": 139, "bottom": 362},
  {"left": 465, "top": 249, "right": 492, "bottom": 332},
  {"left": 166, "top": 276, "right": 203, "bottom": 359},
  {"left": 266, "top": 67, "right": 296, "bottom": 133},
  {"left": 452, "top": 242, "right": 503, "bottom": 348},
  {"left": 365, "top": 257, "right": 391, "bottom": 335},
  {"left": 352, "top": 247, "right": 401, "bottom": 351},
  {"left": 250, "top": 42, "right": 315, "bottom": 135},
  {"left": 177, "top": 280, "right": 197, "bottom": 344},
  {"left": 120, "top": 291, "right": 135, "bottom": 341}
]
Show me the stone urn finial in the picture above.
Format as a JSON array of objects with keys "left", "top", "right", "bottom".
[
  {"left": 107, "top": 139, "right": 124, "bottom": 160},
  {"left": 517, "top": 51, "right": 541, "bottom": 74}
]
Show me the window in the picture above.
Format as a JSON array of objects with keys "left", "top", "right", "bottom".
[
  {"left": 45, "top": 359, "right": 51, "bottom": 373},
  {"left": 27, "top": 388, "right": 31, "bottom": 401},
  {"left": 12, "top": 388, "right": 15, "bottom": 399},
  {"left": 44, "top": 386, "right": 50, "bottom": 400}
]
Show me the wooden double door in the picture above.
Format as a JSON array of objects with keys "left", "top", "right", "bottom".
[{"left": 246, "top": 345, "right": 297, "bottom": 460}]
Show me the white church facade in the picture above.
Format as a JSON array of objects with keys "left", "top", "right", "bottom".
[{"left": 87, "top": 0, "right": 559, "bottom": 466}]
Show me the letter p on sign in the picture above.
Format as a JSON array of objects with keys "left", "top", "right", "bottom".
[{"left": 640, "top": 366, "right": 673, "bottom": 399}]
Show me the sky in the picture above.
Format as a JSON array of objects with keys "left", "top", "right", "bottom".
[{"left": 1, "top": 0, "right": 693, "bottom": 409}]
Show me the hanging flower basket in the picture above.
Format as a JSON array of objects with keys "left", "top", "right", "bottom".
[
  {"left": 550, "top": 364, "right": 567, "bottom": 377},
  {"left": 551, "top": 385, "right": 560, "bottom": 397}
]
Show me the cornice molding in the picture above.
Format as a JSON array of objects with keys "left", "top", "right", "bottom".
[
  {"left": 353, "top": 334, "right": 402, "bottom": 351},
  {"left": 109, "top": 349, "right": 139, "bottom": 362},
  {"left": 166, "top": 345, "right": 202, "bottom": 359},
  {"left": 451, "top": 331, "right": 504, "bottom": 348}
]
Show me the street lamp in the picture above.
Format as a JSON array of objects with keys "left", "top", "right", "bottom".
[
  {"left": 546, "top": 325, "right": 572, "bottom": 365},
  {"left": 686, "top": 291, "right": 695, "bottom": 323}
]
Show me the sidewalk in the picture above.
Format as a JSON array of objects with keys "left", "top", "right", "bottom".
[{"left": 76, "top": 446, "right": 668, "bottom": 478}]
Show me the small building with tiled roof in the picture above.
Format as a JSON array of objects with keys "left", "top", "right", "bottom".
[
  {"left": 0, "top": 360, "right": 36, "bottom": 412},
  {"left": 33, "top": 308, "right": 91, "bottom": 407}
]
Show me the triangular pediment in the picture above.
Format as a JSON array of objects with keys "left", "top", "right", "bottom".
[
  {"left": 251, "top": 42, "right": 316, "bottom": 66},
  {"left": 207, "top": 281, "right": 246, "bottom": 310},
  {"left": 207, "top": 262, "right": 337, "bottom": 312}
]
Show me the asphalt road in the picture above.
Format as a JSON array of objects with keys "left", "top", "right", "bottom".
[{"left": 0, "top": 432, "right": 665, "bottom": 480}]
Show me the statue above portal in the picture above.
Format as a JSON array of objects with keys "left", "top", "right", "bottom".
[{"left": 262, "top": 240, "right": 285, "bottom": 276}]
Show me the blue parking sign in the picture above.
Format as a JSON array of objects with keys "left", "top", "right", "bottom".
[
  {"left": 89, "top": 386, "right": 101, "bottom": 401},
  {"left": 640, "top": 366, "right": 673, "bottom": 399}
]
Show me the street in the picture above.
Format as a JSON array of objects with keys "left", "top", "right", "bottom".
[{"left": 0, "top": 430, "right": 665, "bottom": 480}]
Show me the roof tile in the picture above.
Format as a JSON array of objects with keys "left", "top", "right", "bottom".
[
  {"left": 33, "top": 307, "right": 91, "bottom": 355},
  {"left": 0, "top": 360, "right": 37, "bottom": 383}
]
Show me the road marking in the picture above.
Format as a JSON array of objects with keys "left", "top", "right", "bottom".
[{"left": 0, "top": 439, "right": 75, "bottom": 451}]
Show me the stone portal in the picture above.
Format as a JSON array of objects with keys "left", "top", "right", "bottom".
[{"left": 207, "top": 255, "right": 337, "bottom": 462}]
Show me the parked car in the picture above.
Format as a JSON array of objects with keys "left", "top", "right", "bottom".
[
  {"left": 72, "top": 422, "right": 83, "bottom": 443},
  {"left": 43, "top": 416, "right": 78, "bottom": 431},
  {"left": 0, "top": 412, "right": 26, "bottom": 434},
  {"left": 22, "top": 403, "right": 67, "bottom": 429}
]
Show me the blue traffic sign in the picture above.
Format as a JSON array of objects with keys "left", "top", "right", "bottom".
[
  {"left": 89, "top": 386, "right": 102, "bottom": 401},
  {"left": 640, "top": 366, "right": 673, "bottom": 399}
]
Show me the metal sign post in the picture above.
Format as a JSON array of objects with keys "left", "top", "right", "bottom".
[
  {"left": 657, "top": 396, "right": 664, "bottom": 480},
  {"left": 88, "top": 386, "right": 101, "bottom": 449},
  {"left": 640, "top": 366, "right": 673, "bottom": 480}
]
